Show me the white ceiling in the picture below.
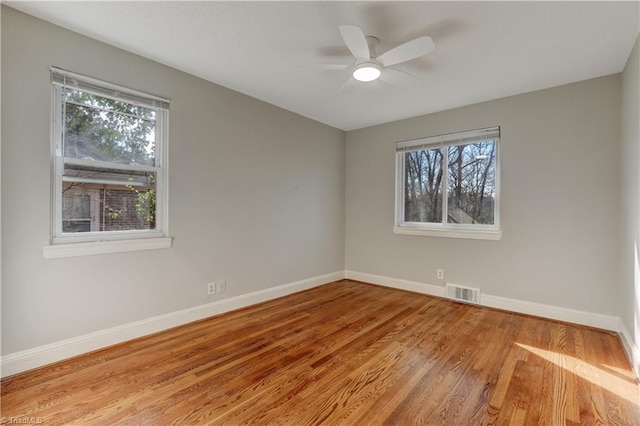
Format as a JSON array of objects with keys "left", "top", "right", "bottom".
[{"left": 7, "top": 1, "right": 639, "bottom": 131}]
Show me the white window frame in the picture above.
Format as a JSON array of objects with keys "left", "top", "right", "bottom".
[
  {"left": 45, "top": 68, "right": 172, "bottom": 258},
  {"left": 394, "top": 127, "right": 502, "bottom": 240}
]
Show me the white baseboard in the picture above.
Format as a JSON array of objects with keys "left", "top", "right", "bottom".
[
  {"left": 1, "top": 271, "right": 345, "bottom": 378},
  {"left": 345, "top": 270, "right": 621, "bottom": 332},
  {"left": 480, "top": 293, "right": 620, "bottom": 331},
  {"left": 618, "top": 319, "right": 640, "bottom": 377},
  {"left": 345, "top": 270, "right": 444, "bottom": 297}
]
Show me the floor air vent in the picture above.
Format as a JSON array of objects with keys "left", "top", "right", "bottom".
[{"left": 445, "top": 283, "right": 480, "bottom": 304}]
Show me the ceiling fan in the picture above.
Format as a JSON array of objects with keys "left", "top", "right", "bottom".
[{"left": 336, "top": 25, "right": 435, "bottom": 85}]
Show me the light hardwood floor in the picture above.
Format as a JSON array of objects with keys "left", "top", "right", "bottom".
[{"left": 2, "top": 280, "right": 638, "bottom": 425}]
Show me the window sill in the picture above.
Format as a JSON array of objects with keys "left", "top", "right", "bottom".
[
  {"left": 43, "top": 237, "right": 173, "bottom": 259},
  {"left": 393, "top": 226, "right": 502, "bottom": 240}
]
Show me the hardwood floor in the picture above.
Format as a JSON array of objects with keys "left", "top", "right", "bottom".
[{"left": 2, "top": 280, "right": 638, "bottom": 425}]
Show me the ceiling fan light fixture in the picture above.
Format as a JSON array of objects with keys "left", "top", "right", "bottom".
[{"left": 353, "top": 62, "right": 381, "bottom": 82}]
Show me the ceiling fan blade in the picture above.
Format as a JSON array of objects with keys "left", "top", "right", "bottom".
[
  {"left": 339, "top": 25, "right": 370, "bottom": 60},
  {"left": 318, "top": 63, "right": 351, "bottom": 70},
  {"left": 377, "top": 36, "right": 435, "bottom": 67},
  {"left": 340, "top": 76, "right": 357, "bottom": 92},
  {"left": 379, "top": 67, "right": 415, "bottom": 85}
]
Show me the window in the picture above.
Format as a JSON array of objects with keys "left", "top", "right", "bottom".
[
  {"left": 62, "top": 192, "right": 97, "bottom": 232},
  {"left": 394, "top": 127, "right": 501, "bottom": 240},
  {"left": 47, "top": 68, "right": 171, "bottom": 255}
]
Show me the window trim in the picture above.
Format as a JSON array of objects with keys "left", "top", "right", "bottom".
[
  {"left": 394, "top": 127, "right": 502, "bottom": 240},
  {"left": 47, "top": 67, "right": 171, "bottom": 254},
  {"left": 43, "top": 237, "right": 173, "bottom": 259}
]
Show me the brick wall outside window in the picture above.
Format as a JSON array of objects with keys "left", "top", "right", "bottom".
[{"left": 102, "top": 189, "right": 153, "bottom": 231}]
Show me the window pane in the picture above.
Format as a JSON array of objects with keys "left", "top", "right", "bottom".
[
  {"left": 62, "top": 167, "right": 157, "bottom": 233},
  {"left": 62, "top": 220, "right": 91, "bottom": 233},
  {"left": 72, "top": 194, "right": 90, "bottom": 218},
  {"left": 403, "top": 149, "right": 443, "bottom": 223},
  {"left": 64, "top": 89, "right": 156, "bottom": 166},
  {"left": 62, "top": 194, "right": 92, "bottom": 233},
  {"left": 447, "top": 141, "right": 496, "bottom": 225}
]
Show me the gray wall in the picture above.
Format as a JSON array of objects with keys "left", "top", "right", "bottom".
[
  {"left": 346, "top": 75, "right": 621, "bottom": 316},
  {"left": 1, "top": 6, "right": 345, "bottom": 354},
  {"left": 621, "top": 34, "right": 639, "bottom": 351}
]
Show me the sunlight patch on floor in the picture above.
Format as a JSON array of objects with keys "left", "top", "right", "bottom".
[
  {"left": 600, "top": 363, "right": 638, "bottom": 382},
  {"left": 516, "top": 343, "right": 640, "bottom": 406}
]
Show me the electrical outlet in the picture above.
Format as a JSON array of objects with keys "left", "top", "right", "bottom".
[
  {"left": 437, "top": 269, "right": 444, "bottom": 280},
  {"left": 207, "top": 282, "right": 216, "bottom": 295},
  {"left": 216, "top": 280, "right": 227, "bottom": 293}
]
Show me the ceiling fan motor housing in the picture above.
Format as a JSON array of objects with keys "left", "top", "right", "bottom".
[{"left": 353, "top": 61, "right": 382, "bottom": 82}]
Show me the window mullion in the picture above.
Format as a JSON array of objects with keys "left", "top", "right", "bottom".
[
  {"left": 62, "top": 176, "right": 152, "bottom": 187},
  {"left": 441, "top": 146, "right": 448, "bottom": 225},
  {"left": 64, "top": 157, "right": 158, "bottom": 173}
]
